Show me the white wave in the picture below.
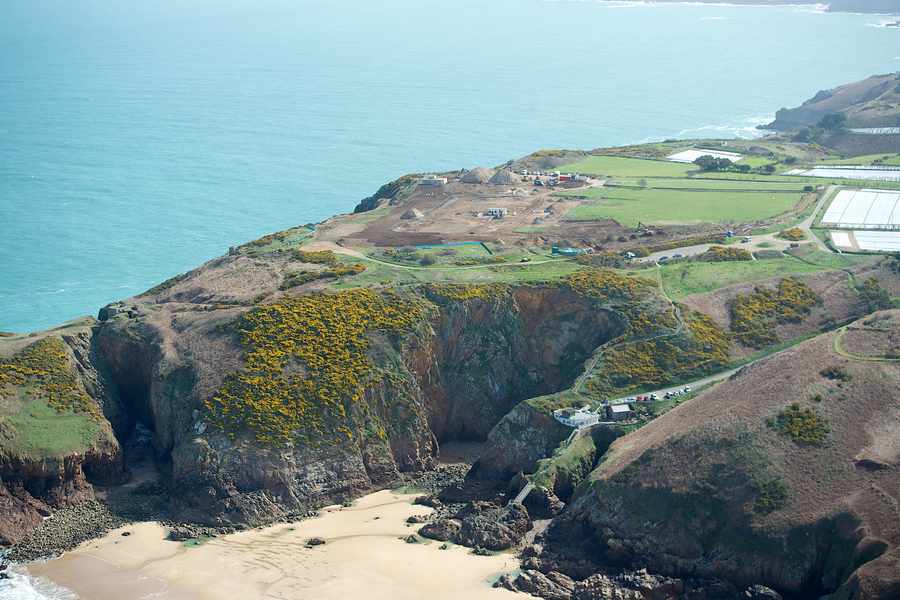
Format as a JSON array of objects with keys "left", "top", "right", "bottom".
[
  {"left": 677, "top": 114, "right": 773, "bottom": 139},
  {"left": 867, "top": 19, "right": 900, "bottom": 28},
  {"left": 0, "top": 566, "right": 79, "bottom": 600}
]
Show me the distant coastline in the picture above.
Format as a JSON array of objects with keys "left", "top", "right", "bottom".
[{"left": 594, "top": 1, "right": 899, "bottom": 15}]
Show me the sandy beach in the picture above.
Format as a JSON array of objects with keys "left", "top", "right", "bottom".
[{"left": 26, "top": 490, "right": 523, "bottom": 600}]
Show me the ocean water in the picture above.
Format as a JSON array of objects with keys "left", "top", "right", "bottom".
[{"left": 1, "top": 0, "right": 897, "bottom": 333}]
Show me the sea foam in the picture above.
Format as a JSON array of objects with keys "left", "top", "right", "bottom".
[{"left": 0, "top": 567, "right": 78, "bottom": 600}]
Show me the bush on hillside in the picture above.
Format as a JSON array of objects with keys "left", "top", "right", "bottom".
[
  {"left": 729, "top": 278, "right": 821, "bottom": 348},
  {"left": 770, "top": 403, "right": 829, "bottom": 445}
]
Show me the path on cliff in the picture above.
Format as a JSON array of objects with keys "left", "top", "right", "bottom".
[
  {"left": 571, "top": 263, "right": 685, "bottom": 398},
  {"left": 305, "top": 239, "right": 576, "bottom": 272}
]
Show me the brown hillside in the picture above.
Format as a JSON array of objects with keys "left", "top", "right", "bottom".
[{"left": 553, "top": 313, "right": 900, "bottom": 599}]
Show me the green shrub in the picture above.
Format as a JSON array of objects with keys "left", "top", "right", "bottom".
[
  {"left": 820, "top": 365, "right": 851, "bottom": 382},
  {"left": 292, "top": 249, "right": 338, "bottom": 265},
  {"left": 771, "top": 403, "right": 829, "bottom": 445},
  {"left": 698, "top": 246, "right": 752, "bottom": 262}
]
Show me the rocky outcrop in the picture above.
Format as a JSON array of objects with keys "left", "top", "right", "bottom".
[
  {"left": 454, "top": 501, "right": 532, "bottom": 551},
  {"left": 496, "top": 570, "right": 575, "bottom": 600},
  {"left": 764, "top": 73, "right": 900, "bottom": 130}
]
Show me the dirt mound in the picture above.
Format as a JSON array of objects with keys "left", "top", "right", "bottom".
[
  {"left": 488, "top": 169, "right": 522, "bottom": 185},
  {"left": 461, "top": 167, "right": 495, "bottom": 184},
  {"left": 550, "top": 313, "right": 900, "bottom": 599},
  {"left": 401, "top": 208, "right": 424, "bottom": 220}
]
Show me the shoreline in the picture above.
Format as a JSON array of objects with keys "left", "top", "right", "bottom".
[{"left": 24, "top": 489, "right": 522, "bottom": 600}]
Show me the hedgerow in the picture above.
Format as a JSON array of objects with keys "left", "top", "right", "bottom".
[
  {"left": 0, "top": 338, "right": 99, "bottom": 417},
  {"left": 729, "top": 278, "right": 820, "bottom": 348},
  {"left": 204, "top": 289, "right": 428, "bottom": 445}
]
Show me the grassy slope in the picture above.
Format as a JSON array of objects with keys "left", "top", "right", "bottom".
[{"left": 4, "top": 397, "right": 100, "bottom": 457}]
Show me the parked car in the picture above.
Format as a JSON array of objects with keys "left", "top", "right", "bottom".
[
  {"left": 658, "top": 256, "right": 669, "bottom": 263},
  {"left": 672, "top": 253, "right": 683, "bottom": 259},
  {"left": 683, "top": 386, "right": 692, "bottom": 393}
]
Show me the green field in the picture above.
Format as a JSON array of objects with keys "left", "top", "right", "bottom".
[
  {"left": 586, "top": 178, "right": 807, "bottom": 192},
  {"left": 562, "top": 187, "right": 802, "bottom": 227},
  {"left": 556, "top": 155, "right": 694, "bottom": 178},
  {"left": 702, "top": 170, "right": 900, "bottom": 190},
  {"left": 3, "top": 399, "right": 100, "bottom": 458}
]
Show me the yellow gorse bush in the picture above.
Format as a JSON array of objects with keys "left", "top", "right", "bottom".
[
  {"left": 730, "top": 278, "right": 820, "bottom": 348},
  {"left": 426, "top": 284, "right": 508, "bottom": 302},
  {"left": 205, "top": 289, "right": 427, "bottom": 445},
  {"left": 0, "top": 338, "right": 99, "bottom": 417}
]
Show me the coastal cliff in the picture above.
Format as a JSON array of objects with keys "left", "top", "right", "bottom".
[{"left": 0, "top": 322, "right": 125, "bottom": 545}]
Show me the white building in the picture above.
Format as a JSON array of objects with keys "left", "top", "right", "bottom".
[
  {"left": 419, "top": 175, "right": 448, "bottom": 187},
  {"left": 554, "top": 406, "right": 600, "bottom": 428}
]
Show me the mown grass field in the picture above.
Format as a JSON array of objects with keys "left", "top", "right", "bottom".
[
  {"left": 557, "top": 155, "right": 694, "bottom": 178},
  {"left": 562, "top": 187, "right": 802, "bottom": 227}
]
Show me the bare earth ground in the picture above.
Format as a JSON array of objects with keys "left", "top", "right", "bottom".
[{"left": 29, "top": 490, "right": 523, "bottom": 600}]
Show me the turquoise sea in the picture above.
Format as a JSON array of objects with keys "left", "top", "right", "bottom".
[{"left": 1, "top": 0, "right": 898, "bottom": 333}]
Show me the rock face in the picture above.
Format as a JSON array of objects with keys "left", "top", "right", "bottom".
[
  {"left": 764, "top": 73, "right": 900, "bottom": 130},
  {"left": 547, "top": 319, "right": 900, "bottom": 600}
]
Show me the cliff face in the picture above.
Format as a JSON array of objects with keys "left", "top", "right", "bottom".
[
  {"left": 0, "top": 322, "right": 125, "bottom": 545},
  {"left": 546, "top": 316, "right": 900, "bottom": 600},
  {"left": 81, "top": 282, "right": 623, "bottom": 527}
]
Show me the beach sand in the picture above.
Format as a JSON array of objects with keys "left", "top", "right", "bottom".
[{"left": 27, "top": 490, "right": 523, "bottom": 600}]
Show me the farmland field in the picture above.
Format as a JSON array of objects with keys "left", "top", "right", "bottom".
[
  {"left": 562, "top": 187, "right": 803, "bottom": 226},
  {"left": 582, "top": 178, "right": 807, "bottom": 191},
  {"left": 819, "top": 154, "right": 900, "bottom": 166},
  {"left": 556, "top": 155, "right": 693, "bottom": 178}
]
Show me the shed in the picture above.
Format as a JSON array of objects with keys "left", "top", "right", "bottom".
[{"left": 606, "top": 404, "right": 634, "bottom": 421}]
